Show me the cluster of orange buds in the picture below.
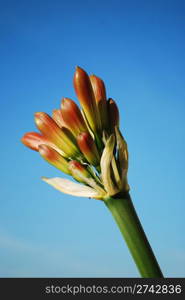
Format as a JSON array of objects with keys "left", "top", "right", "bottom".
[{"left": 21, "top": 67, "right": 129, "bottom": 199}]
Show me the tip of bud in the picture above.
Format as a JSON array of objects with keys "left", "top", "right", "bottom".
[
  {"left": 77, "top": 132, "right": 94, "bottom": 149},
  {"left": 21, "top": 132, "right": 45, "bottom": 151},
  {"left": 108, "top": 98, "right": 120, "bottom": 130},
  {"left": 68, "top": 160, "right": 83, "bottom": 172},
  {"left": 34, "top": 112, "right": 44, "bottom": 118},
  {"left": 21, "top": 135, "right": 29, "bottom": 148},
  {"left": 75, "top": 65, "right": 83, "bottom": 71},
  {"left": 34, "top": 112, "right": 48, "bottom": 125},
  {"left": 74, "top": 66, "right": 87, "bottom": 77},
  {"left": 68, "top": 160, "right": 92, "bottom": 184},
  {"left": 61, "top": 97, "right": 72, "bottom": 107},
  {"left": 77, "top": 131, "right": 89, "bottom": 141},
  {"left": 108, "top": 99, "right": 114, "bottom": 104}
]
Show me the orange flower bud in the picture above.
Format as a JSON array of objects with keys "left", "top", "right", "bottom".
[
  {"left": 107, "top": 98, "right": 120, "bottom": 131},
  {"left": 21, "top": 132, "right": 48, "bottom": 151},
  {"left": 21, "top": 131, "right": 68, "bottom": 157},
  {"left": 68, "top": 160, "right": 91, "bottom": 183},
  {"left": 73, "top": 66, "right": 100, "bottom": 133},
  {"left": 77, "top": 132, "right": 100, "bottom": 166},
  {"left": 89, "top": 75, "right": 106, "bottom": 103},
  {"left": 38, "top": 144, "right": 70, "bottom": 175},
  {"left": 61, "top": 98, "right": 88, "bottom": 136},
  {"left": 89, "top": 74, "right": 109, "bottom": 131},
  {"left": 34, "top": 112, "right": 80, "bottom": 158}
]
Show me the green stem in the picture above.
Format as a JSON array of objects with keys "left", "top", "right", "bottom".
[{"left": 104, "top": 193, "right": 163, "bottom": 278}]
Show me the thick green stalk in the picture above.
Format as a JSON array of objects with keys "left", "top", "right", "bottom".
[{"left": 104, "top": 193, "right": 163, "bottom": 278}]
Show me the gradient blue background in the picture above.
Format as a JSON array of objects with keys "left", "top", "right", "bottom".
[{"left": 0, "top": 0, "right": 185, "bottom": 277}]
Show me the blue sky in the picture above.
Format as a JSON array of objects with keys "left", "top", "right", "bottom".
[{"left": 0, "top": 0, "right": 185, "bottom": 277}]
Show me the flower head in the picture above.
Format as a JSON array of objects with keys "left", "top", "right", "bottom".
[{"left": 21, "top": 67, "right": 129, "bottom": 200}]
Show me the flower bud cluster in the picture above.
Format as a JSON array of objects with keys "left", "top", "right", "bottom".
[{"left": 21, "top": 67, "right": 129, "bottom": 199}]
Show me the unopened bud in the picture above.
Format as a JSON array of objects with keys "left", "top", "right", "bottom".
[
  {"left": 74, "top": 66, "right": 100, "bottom": 133},
  {"left": 21, "top": 132, "right": 48, "bottom": 151},
  {"left": 34, "top": 112, "right": 80, "bottom": 158},
  {"left": 39, "top": 144, "right": 70, "bottom": 175},
  {"left": 89, "top": 75, "right": 109, "bottom": 131},
  {"left": 61, "top": 98, "right": 88, "bottom": 136},
  {"left": 77, "top": 132, "right": 100, "bottom": 166},
  {"left": 68, "top": 160, "right": 91, "bottom": 183},
  {"left": 107, "top": 98, "right": 120, "bottom": 132}
]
